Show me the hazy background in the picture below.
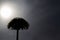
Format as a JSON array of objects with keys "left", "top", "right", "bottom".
[{"left": 0, "top": 0, "right": 60, "bottom": 40}]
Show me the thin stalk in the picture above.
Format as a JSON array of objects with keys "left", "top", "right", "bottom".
[{"left": 16, "top": 30, "right": 19, "bottom": 40}]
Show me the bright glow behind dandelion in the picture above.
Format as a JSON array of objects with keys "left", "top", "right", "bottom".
[{"left": 0, "top": 5, "right": 13, "bottom": 19}]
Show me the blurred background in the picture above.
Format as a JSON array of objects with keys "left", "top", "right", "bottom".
[{"left": 0, "top": 0, "right": 60, "bottom": 40}]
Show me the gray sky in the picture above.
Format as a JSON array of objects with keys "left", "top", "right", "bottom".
[{"left": 0, "top": 0, "right": 60, "bottom": 40}]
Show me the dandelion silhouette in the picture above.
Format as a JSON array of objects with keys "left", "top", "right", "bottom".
[{"left": 7, "top": 17, "right": 29, "bottom": 40}]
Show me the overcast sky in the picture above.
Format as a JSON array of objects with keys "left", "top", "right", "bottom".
[{"left": 0, "top": 0, "right": 60, "bottom": 40}]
